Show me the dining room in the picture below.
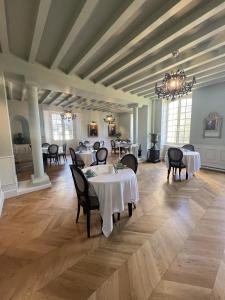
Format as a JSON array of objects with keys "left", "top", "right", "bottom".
[{"left": 1, "top": 0, "right": 225, "bottom": 299}]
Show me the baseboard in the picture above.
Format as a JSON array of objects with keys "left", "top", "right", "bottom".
[{"left": 200, "top": 165, "right": 225, "bottom": 173}]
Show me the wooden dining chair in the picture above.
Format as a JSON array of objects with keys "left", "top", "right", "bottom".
[
  {"left": 91, "top": 147, "right": 108, "bottom": 165},
  {"left": 59, "top": 143, "right": 67, "bottom": 162},
  {"left": 167, "top": 147, "right": 188, "bottom": 180},
  {"left": 121, "top": 154, "right": 138, "bottom": 174},
  {"left": 46, "top": 144, "right": 59, "bottom": 166},
  {"left": 70, "top": 165, "right": 101, "bottom": 237},
  {"left": 69, "top": 147, "right": 85, "bottom": 169}
]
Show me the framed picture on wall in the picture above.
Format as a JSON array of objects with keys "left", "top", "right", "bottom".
[
  {"left": 203, "top": 112, "right": 223, "bottom": 138},
  {"left": 88, "top": 122, "right": 98, "bottom": 137},
  {"left": 108, "top": 124, "right": 116, "bottom": 137}
]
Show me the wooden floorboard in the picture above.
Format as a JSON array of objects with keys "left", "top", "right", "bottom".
[{"left": 0, "top": 157, "right": 225, "bottom": 299}]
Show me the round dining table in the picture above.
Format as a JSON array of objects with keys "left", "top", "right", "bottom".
[
  {"left": 76, "top": 150, "right": 96, "bottom": 166},
  {"left": 83, "top": 164, "right": 139, "bottom": 237},
  {"left": 165, "top": 149, "right": 201, "bottom": 177}
]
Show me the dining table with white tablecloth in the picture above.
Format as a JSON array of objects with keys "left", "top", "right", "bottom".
[
  {"left": 83, "top": 164, "right": 139, "bottom": 237},
  {"left": 165, "top": 148, "right": 201, "bottom": 177},
  {"left": 75, "top": 150, "right": 96, "bottom": 166}
]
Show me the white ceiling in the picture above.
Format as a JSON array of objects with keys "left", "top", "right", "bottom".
[{"left": 1, "top": 0, "right": 225, "bottom": 111}]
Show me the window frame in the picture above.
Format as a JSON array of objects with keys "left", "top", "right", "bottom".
[
  {"left": 166, "top": 96, "right": 192, "bottom": 145},
  {"left": 50, "top": 112, "right": 73, "bottom": 141}
]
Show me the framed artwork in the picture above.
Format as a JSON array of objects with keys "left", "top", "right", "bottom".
[
  {"left": 203, "top": 112, "right": 223, "bottom": 138},
  {"left": 88, "top": 122, "right": 98, "bottom": 137},
  {"left": 108, "top": 124, "right": 116, "bottom": 137}
]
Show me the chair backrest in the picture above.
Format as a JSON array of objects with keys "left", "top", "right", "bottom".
[
  {"left": 48, "top": 144, "right": 59, "bottom": 155},
  {"left": 168, "top": 148, "right": 183, "bottom": 162},
  {"left": 70, "top": 165, "right": 89, "bottom": 208},
  {"left": 84, "top": 140, "right": 89, "bottom": 145},
  {"left": 121, "top": 154, "right": 138, "bottom": 174},
  {"left": 111, "top": 140, "right": 115, "bottom": 148},
  {"left": 62, "top": 143, "right": 67, "bottom": 153},
  {"left": 182, "top": 144, "right": 195, "bottom": 151},
  {"left": 69, "top": 147, "right": 77, "bottom": 164},
  {"left": 93, "top": 141, "right": 100, "bottom": 150},
  {"left": 96, "top": 147, "right": 108, "bottom": 164},
  {"left": 42, "top": 142, "right": 50, "bottom": 147}
]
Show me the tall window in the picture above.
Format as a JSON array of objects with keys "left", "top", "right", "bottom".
[
  {"left": 51, "top": 113, "right": 73, "bottom": 141},
  {"left": 167, "top": 97, "right": 192, "bottom": 144}
]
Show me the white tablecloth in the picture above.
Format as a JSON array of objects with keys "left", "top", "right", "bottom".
[
  {"left": 83, "top": 164, "right": 139, "bottom": 237},
  {"left": 76, "top": 150, "right": 96, "bottom": 166},
  {"left": 42, "top": 146, "right": 63, "bottom": 154},
  {"left": 165, "top": 149, "right": 201, "bottom": 176}
]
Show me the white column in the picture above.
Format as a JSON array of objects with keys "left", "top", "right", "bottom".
[
  {"left": 26, "top": 84, "right": 50, "bottom": 185},
  {"left": 129, "top": 103, "right": 139, "bottom": 143}
]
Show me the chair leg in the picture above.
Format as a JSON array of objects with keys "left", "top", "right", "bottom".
[
  {"left": 87, "top": 211, "right": 90, "bottom": 238},
  {"left": 179, "top": 168, "right": 181, "bottom": 181},
  {"left": 117, "top": 213, "right": 120, "bottom": 221},
  {"left": 76, "top": 204, "right": 80, "bottom": 223},
  {"left": 167, "top": 166, "right": 171, "bottom": 179},
  {"left": 186, "top": 171, "right": 188, "bottom": 180},
  {"left": 128, "top": 203, "right": 132, "bottom": 217},
  {"left": 112, "top": 214, "right": 116, "bottom": 223}
]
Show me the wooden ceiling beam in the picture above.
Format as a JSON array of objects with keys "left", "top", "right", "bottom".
[
  {"left": 29, "top": 0, "right": 52, "bottom": 62},
  {"left": 83, "top": 0, "right": 190, "bottom": 79},
  {"left": 94, "top": 1, "right": 225, "bottom": 85},
  {"left": 51, "top": 0, "right": 99, "bottom": 69},
  {"left": 68, "top": 0, "right": 149, "bottom": 75}
]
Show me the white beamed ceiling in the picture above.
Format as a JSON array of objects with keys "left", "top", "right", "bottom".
[{"left": 1, "top": 0, "right": 225, "bottom": 110}]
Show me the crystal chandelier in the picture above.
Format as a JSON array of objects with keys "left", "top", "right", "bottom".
[
  {"left": 155, "top": 50, "right": 196, "bottom": 100},
  {"left": 103, "top": 114, "right": 115, "bottom": 124},
  {"left": 60, "top": 110, "right": 76, "bottom": 121}
]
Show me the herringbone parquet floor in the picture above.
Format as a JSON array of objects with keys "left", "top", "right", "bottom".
[{"left": 1, "top": 156, "right": 225, "bottom": 299}]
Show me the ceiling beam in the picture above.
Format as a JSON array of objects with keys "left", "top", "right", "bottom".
[
  {"left": 55, "top": 94, "right": 73, "bottom": 106},
  {"left": 29, "top": 0, "right": 52, "bottom": 63},
  {"left": 0, "top": 53, "right": 147, "bottom": 105},
  {"left": 93, "top": 0, "right": 225, "bottom": 85},
  {"left": 83, "top": 0, "right": 190, "bottom": 79},
  {"left": 39, "top": 90, "right": 51, "bottom": 104},
  {"left": 47, "top": 92, "right": 63, "bottom": 105},
  {"left": 51, "top": 0, "right": 99, "bottom": 69},
  {"left": 110, "top": 16, "right": 225, "bottom": 88},
  {"left": 114, "top": 35, "right": 225, "bottom": 92},
  {"left": 130, "top": 59, "right": 225, "bottom": 94},
  {"left": 0, "top": 0, "right": 9, "bottom": 53},
  {"left": 68, "top": 0, "right": 149, "bottom": 75}
]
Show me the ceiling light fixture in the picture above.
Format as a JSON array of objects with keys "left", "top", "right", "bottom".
[
  {"left": 155, "top": 50, "right": 196, "bottom": 100},
  {"left": 103, "top": 114, "right": 115, "bottom": 124},
  {"left": 61, "top": 110, "right": 76, "bottom": 122}
]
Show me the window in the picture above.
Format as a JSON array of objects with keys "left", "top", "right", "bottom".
[
  {"left": 51, "top": 113, "right": 73, "bottom": 141},
  {"left": 167, "top": 97, "right": 192, "bottom": 144}
]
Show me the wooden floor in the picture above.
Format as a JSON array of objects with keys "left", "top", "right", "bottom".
[{"left": 1, "top": 157, "right": 225, "bottom": 299}]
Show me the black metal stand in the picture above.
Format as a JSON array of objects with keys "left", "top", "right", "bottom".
[{"left": 147, "top": 147, "right": 160, "bottom": 163}]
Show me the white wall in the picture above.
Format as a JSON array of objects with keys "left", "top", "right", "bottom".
[
  {"left": 8, "top": 100, "right": 118, "bottom": 149},
  {"left": 117, "top": 112, "right": 131, "bottom": 139},
  {"left": 190, "top": 82, "right": 225, "bottom": 170}
]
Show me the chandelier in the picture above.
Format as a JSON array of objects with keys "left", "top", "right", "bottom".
[
  {"left": 103, "top": 114, "right": 115, "bottom": 124},
  {"left": 60, "top": 110, "right": 76, "bottom": 121},
  {"left": 155, "top": 70, "right": 196, "bottom": 100}
]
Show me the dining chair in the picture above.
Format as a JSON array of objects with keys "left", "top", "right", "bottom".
[
  {"left": 59, "top": 143, "right": 67, "bottom": 162},
  {"left": 69, "top": 147, "right": 85, "bottom": 169},
  {"left": 46, "top": 144, "right": 59, "bottom": 166},
  {"left": 167, "top": 147, "right": 188, "bottom": 180},
  {"left": 182, "top": 144, "right": 195, "bottom": 151},
  {"left": 111, "top": 140, "right": 118, "bottom": 153},
  {"left": 42, "top": 142, "right": 50, "bottom": 147},
  {"left": 93, "top": 141, "right": 100, "bottom": 150},
  {"left": 91, "top": 147, "right": 108, "bottom": 165},
  {"left": 121, "top": 154, "right": 138, "bottom": 174},
  {"left": 70, "top": 165, "right": 100, "bottom": 237}
]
